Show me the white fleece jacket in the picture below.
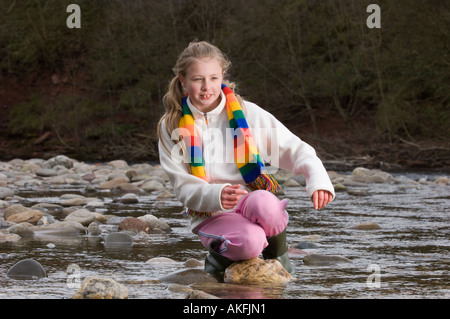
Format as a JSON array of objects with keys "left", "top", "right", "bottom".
[{"left": 158, "top": 92, "right": 335, "bottom": 230}]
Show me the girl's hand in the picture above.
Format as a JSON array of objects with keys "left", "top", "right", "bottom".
[
  {"left": 312, "top": 190, "right": 333, "bottom": 210},
  {"left": 221, "top": 184, "right": 248, "bottom": 209}
]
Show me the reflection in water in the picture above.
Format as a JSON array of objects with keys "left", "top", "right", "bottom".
[{"left": 0, "top": 172, "right": 449, "bottom": 299}]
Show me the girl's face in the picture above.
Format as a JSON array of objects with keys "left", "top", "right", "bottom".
[{"left": 179, "top": 57, "right": 224, "bottom": 113}]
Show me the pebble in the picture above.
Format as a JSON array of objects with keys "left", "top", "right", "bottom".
[
  {"left": 7, "top": 258, "right": 47, "bottom": 280},
  {"left": 104, "top": 232, "right": 134, "bottom": 249},
  {"left": 160, "top": 269, "right": 218, "bottom": 285},
  {"left": 351, "top": 222, "right": 381, "bottom": 230},
  {"left": 224, "top": 257, "right": 295, "bottom": 285},
  {"left": 302, "top": 254, "right": 351, "bottom": 266},
  {"left": 72, "top": 276, "right": 128, "bottom": 299}
]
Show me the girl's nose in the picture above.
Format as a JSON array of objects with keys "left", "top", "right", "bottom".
[{"left": 202, "top": 79, "right": 210, "bottom": 91}]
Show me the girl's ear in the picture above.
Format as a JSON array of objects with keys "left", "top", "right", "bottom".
[{"left": 178, "top": 74, "right": 185, "bottom": 87}]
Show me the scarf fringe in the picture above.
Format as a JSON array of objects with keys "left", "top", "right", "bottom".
[
  {"left": 245, "top": 172, "right": 284, "bottom": 194},
  {"left": 185, "top": 208, "right": 214, "bottom": 218}
]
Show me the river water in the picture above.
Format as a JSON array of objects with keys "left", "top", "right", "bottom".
[{"left": 0, "top": 170, "right": 449, "bottom": 299}]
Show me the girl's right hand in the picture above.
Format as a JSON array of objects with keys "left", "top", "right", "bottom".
[{"left": 221, "top": 184, "right": 248, "bottom": 209}]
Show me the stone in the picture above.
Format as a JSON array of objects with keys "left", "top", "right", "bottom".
[
  {"left": 45, "top": 155, "right": 74, "bottom": 169},
  {"left": 98, "top": 177, "right": 129, "bottom": 189},
  {"left": 0, "top": 187, "right": 14, "bottom": 200},
  {"left": 294, "top": 241, "right": 320, "bottom": 249},
  {"left": 118, "top": 217, "right": 151, "bottom": 234},
  {"left": 0, "top": 232, "right": 21, "bottom": 243},
  {"left": 111, "top": 183, "right": 140, "bottom": 196},
  {"left": 87, "top": 222, "right": 102, "bottom": 236},
  {"left": 351, "top": 222, "right": 381, "bottom": 230},
  {"left": 7, "top": 258, "right": 47, "bottom": 280},
  {"left": 352, "top": 167, "right": 394, "bottom": 183},
  {"left": 64, "top": 209, "right": 96, "bottom": 226},
  {"left": 138, "top": 214, "right": 171, "bottom": 232},
  {"left": 185, "top": 259, "right": 203, "bottom": 268},
  {"left": 34, "top": 221, "right": 86, "bottom": 236},
  {"left": 107, "top": 160, "right": 128, "bottom": 169},
  {"left": 185, "top": 290, "right": 220, "bottom": 299},
  {"left": 72, "top": 276, "right": 128, "bottom": 299},
  {"left": 141, "top": 180, "right": 166, "bottom": 192},
  {"left": 333, "top": 183, "right": 347, "bottom": 192},
  {"left": 6, "top": 210, "right": 43, "bottom": 225},
  {"left": 224, "top": 257, "right": 294, "bottom": 285},
  {"left": 61, "top": 197, "right": 87, "bottom": 207},
  {"left": 146, "top": 257, "right": 178, "bottom": 266},
  {"left": 35, "top": 168, "right": 58, "bottom": 177},
  {"left": 119, "top": 193, "right": 139, "bottom": 204},
  {"left": 4, "top": 204, "right": 30, "bottom": 219},
  {"left": 104, "top": 232, "right": 133, "bottom": 249},
  {"left": 160, "top": 269, "right": 218, "bottom": 285},
  {"left": 8, "top": 223, "right": 34, "bottom": 237},
  {"left": 302, "top": 254, "right": 351, "bottom": 266}
]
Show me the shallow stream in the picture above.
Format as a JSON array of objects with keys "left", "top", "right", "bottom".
[{"left": 0, "top": 171, "right": 449, "bottom": 299}]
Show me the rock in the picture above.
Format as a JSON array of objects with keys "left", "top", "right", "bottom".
[
  {"left": 434, "top": 176, "right": 449, "bottom": 185},
  {"left": 107, "top": 160, "right": 129, "bottom": 169},
  {"left": 299, "top": 235, "right": 324, "bottom": 242},
  {"left": 72, "top": 276, "right": 128, "bottom": 299},
  {"left": 98, "top": 177, "right": 129, "bottom": 189},
  {"left": 6, "top": 210, "right": 43, "bottom": 225},
  {"left": 352, "top": 167, "right": 394, "bottom": 183},
  {"left": 0, "top": 232, "right": 21, "bottom": 242},
  {"left": 138, "top": 214, "right": 170, "bottom": 232},
  {"left": 4, "top": 204, "right": 29, "bottom": 219},
  {"left": 111, "top": 184, "right": 140, "bottom": 197},
  {"left": 7, "top": 258, "right": 47, "bottom": 280},
  {"left": 185, "top": 289, "right": 220, "bottom": 299},
  {"left": 185, "top": 259, "right": 203, "bottom": 268},
  {"left": 35, "top": 168, "right": 58, "bottom": 177},
  {"left": 64, "top": 209, "right": 96, "bottom": 226},
  {"left": 141, "top": 180, "right": 166, "bottom": 192},
  {"left": 294, "top": 241, "right": 320, "bottom": 249},
  {"left": 302, "top": 254, "right": 351, "bottom": 266},
  {"left": 61, "top": 197, "right": 87, "bottom": 207},
  {"left": 45, "top": 155, "right": 74, "bottom": 169},
  {"left": 333, "top": 183, "right": 347, "bottom": 192},
  {"left": 104, "top": 232, "right": 133, "bottom": 249},
  {"left": 118, "top": 217, "right": 151, "bottom": 234},
  {"left": 146, "top": 257, "right": 178, "bottom": 266},
  {"left": 8, "top": 223, "right": 34, "bottom": 237},
  {"left": 347, "top": 189, "right": 370, "bottom": 196},
  {"left": 0, "top": 187, "right": 14, "bottom": 200},
  {"left": 87, "top": 222, "right": 102, "bottom": 236},
  {"left": 118, "top": 193, "right": 139, "bottom": 204},
  {"left": 224, "top": 257, "right": 294, "bottom": 285},
  {"left": 283, "top": 178, "right": 300, "bottom": 187},
  {"left": 351, "top": 222, "right": 381, "bottom": 230},
  {"left": 34, "top": 221, "right": 86, "bottom": 236},
  {"left": 160, "top": 269, "right": 218, "bottom": 285}
]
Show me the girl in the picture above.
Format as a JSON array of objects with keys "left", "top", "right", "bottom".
[{"left": 157, "top": 41, "right": 334, "bottom": 278}]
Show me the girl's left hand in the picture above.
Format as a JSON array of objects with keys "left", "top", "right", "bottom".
[{"left": 312, "top": 190, "right": 333, "bottom": 210}]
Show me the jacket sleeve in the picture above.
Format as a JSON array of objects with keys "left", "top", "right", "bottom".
[
  {"left": 245, "top": 102, "right": 335, "bottom": 201},
  {"left": 158, "top": 120, "right": 230, "bottom": 213}
]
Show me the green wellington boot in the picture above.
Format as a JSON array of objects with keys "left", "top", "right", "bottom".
[
  {"left": 262, "top": 228, "right": 293, "bottom": 274},
  {"left": 204, "top": 244, "right": 235, "bottom": 280}
]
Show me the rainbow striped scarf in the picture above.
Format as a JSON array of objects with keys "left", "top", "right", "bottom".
[{"left": 179, "top": 84, "right": 283, "bottom": 217}]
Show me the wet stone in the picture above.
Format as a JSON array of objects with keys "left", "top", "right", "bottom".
[{"left": 7, "top": 258, "right": 47, "bottom": 280}]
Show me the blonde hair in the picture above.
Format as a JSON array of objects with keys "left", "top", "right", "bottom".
[{"left": 157, "top": 41, "right": 243, "bottom": 150}]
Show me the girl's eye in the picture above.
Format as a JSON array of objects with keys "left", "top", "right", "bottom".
[{"left": 194, "top": 78, "right": 202, "bottom": 81}]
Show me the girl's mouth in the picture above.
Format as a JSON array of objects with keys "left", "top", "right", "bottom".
[{"left": 200, "top": 94, "right": 213, "bottom": 100}]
